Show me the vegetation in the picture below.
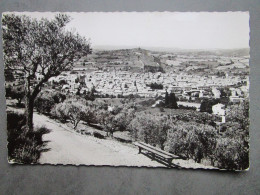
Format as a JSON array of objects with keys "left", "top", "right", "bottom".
[
  {"left": 35, "top": 90, "right": 66, "bottom": 115},
  {"left": 200, "top": 99, "right": 220, "bottom": 113},
  {"left": 148, "top": 82, "right": 163, "bottom": 90},
  {"left": 164, "top": 91, "right": 178, "bottom": 109},
  {"left": 83, "top": 86, "right": 96, "bottom": 101},
  {"left": 3, "top": 13, "right": 91, "bottom": 132},
  {"left": 7, "top": 112, "right": 50, "bottom": 163},
  {"left": 128, "top": 114, "right": 170, "bottom": 150},
  {"left": 52, "top": 98, "right": 89, "bottom": 129},
  {"left": 34, "top": 90, "right": 248, "bottom": 170},
  {"left": 6, "top": 85, "right": 25, "bottom": 106},
  {"left": 165, "top": 121, "right": 216, "bottom": 163}
]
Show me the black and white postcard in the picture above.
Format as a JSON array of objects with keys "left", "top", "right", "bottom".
[{"left": 2, "top": 12, "right": 250, "bottom": 170}]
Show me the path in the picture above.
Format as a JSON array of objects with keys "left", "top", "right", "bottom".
[
  {"left": 34, "top": 113, "right": 165, "bottom": 166},
  {"left": 7, "top": 106, "right": 216, "bottom": 169}
]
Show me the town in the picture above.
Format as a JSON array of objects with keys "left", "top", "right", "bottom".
[{"left": 27, "top": 48, "right": 249, "bottom": 116}]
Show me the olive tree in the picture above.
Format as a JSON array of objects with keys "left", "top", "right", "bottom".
[
  {"left": 53, "top": 98, "right": 88, "bottom": 129},
  {"left": 2, "top": 13, "right": 91, "bottom": 131}
]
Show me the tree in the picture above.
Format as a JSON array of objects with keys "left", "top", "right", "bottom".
[
  {"left": 35, "top": 90, "right": 66, "bottom": 114},
  {"left": 10, "top": 86, "right": 25, "bottom": 105},
  {"left": 52, "top": 98, "right": 88, "bottom": 129},
  {"left": 165, "top": 121, "right": 217, "bottom": 163},
  {"left": 169, "top": 92, "right": 178, "bottom": 109},
  {"left": 4, "top": 69, "right": 15, "bottom": 82},
  {"left": 84, "top": 86, "right": 96, "bottom": 101},
  {"left": 2, "top": 14, "right": 91, "bottom": 131},
  {"left": 226, "top": 100, "right": 249, "bottom": 131},
  {"left": 165, "top": 90, "right": 169, "bottom": 106},
  {"left": 165, "top": 91, "right": 178, "bottom": 109},
  {"left": 94, "top": 110, "right": 116, "bottom": 137},
  {"left": 128, "top": 113, "right": 169, "bottom": 148},
  {"left": 200, "top": 99, "right": 216, "bottom": 113},
  {"left": 149, "top": 82, "right": 163, "bottom": 90}
]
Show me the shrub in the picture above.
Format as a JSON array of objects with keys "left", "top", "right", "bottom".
[
  {"left": 128, "top": 113, "right": 170, "bottom": 149},
  {"left": 35, "top": 96, "right": 55, "bottom": 114},
  {"left": 7, "top": 112, "right": 50, "bottom": 163},
  {"left": 35, "top": 90, "right": 66, "bottom": 114},
  {"left": 52, "top": 98, "right": 88, "bottom": 129},
  {"left": 6, "top": 86, "right": 25, "bottom": 105},
  {"left": 93, "top": 132, "right": 105, "bottom": 139},
  {"left": 148, "top": 82, "right": 163, "bottom": 90},
  {"left": 214, "top": 136, "right": 249, "bottom": 170},
  {"left": 165, "top": 121, "right": 217, "bottom": 163},
  {"left": 164, "top": 119, "right": 249, "bottom": 170}
]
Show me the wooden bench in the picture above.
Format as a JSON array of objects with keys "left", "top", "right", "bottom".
[{"left": 134, "top": 142, "right": 179, "bottom": 165}]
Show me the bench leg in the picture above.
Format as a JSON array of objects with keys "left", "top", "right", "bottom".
[
  {"left": 168, "top": 158, "right": 172, "bottom": 166},
  {"left": 138, "top": 147, "right": 142, "bottom": 154},
  {"left": 152, "top": 153, "right": 155, "bottom": 160}
]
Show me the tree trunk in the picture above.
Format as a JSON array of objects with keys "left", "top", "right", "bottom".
[
  {"left": 24, "top": 75, "right": 34, "bottom": 132},
  {"left": 24, "top": 96, "right": 34, "bottom": 132},
  {"left": 160, "top": 142, "right": 165, "bottom": 150},
  {"left": 73, "top": 120, "right": 80, "bottom": 129}
]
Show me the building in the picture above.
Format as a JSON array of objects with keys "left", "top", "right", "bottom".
[{"left": 212, "top": 103, "right": 225, "bottom": 116}]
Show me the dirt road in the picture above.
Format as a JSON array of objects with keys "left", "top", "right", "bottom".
[
  {"left": 7, "top": 106, "right": 215, "bottom": 169},
  {"left": 34, "top": 113, "right": 165, "bottom": 166}
]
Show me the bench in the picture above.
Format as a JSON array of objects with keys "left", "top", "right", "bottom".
[{"left": 134, "top": 142, "right": 179, "bottom": 165}]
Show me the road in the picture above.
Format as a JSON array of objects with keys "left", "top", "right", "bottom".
[
  {"left": 34, "top": 113, "right": 165, "bottom": 166},
  {"left": 7, "top": 106, "right": 215, "bottom": 169}
]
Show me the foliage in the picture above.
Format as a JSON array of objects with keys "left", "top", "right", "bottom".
[
  {"left": 165, "top": 121, "right": 217, "bottom": 162},
  {"left": 35, "top": 90, "right": 66, "bottom": 114},
  {"left": 226, "top": 100, "right": 249, "bottom": 130},
  {"left": 200, "top": 99, "right": 219, "bottom": 113},
  {"left": 128, "top": 113, "right": 170, "bottom": 149},
  {"left": 214, "top": 135, "right": 249, "bottom": 170},
  {"left": 84, "top": 86, "right": 96, "bottom": 101},
  {"left": 6, "top": 85, "right": 25, "bottom": 105},
  {"left": 7, "top": 112, "right": 50, "bottom": 163},
  {"left": 2, "top": 13, "right": 91, "bottom": 131},
  {"left": 4, "top": 69, "right": 15, "bottom": 82},
  {"left": 52, "top": 98, "right": 88, "bottom": 129},
  {"left": 164, "top": 91, "right": 178, "bottom": 109},
  {"left": 149, "top": 82, "right": 163, "bottom": 90}
]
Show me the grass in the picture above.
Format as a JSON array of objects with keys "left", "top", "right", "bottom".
[{"left": 7, "top": 111, "right": 51, "bottom": 164}]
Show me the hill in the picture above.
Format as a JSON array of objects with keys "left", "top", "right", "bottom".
[{"left": 73, "top": 47, "right": 249, "bottom": 76}]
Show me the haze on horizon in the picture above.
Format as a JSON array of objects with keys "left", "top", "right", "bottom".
[{"left": 6, "top": 12, "right": 250, "bottom": 50}]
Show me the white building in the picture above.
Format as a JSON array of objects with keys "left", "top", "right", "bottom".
[
  {"left": 212, "top": 103, "right": 225, "bottom": 116},
  {"left": 212, "top": 87, "right": 221, "bottom": 99}
]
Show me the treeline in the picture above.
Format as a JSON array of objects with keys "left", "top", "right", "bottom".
[{"left": 33, "top": 89, "right": 249, "bottom": 170}]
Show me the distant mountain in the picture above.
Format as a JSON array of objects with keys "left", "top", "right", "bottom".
[
  {"left": 75, "top": 47, "right": 249, "bottom": 75},
  {"left": 188, "top": 48, "right": 250, "bottom": 57},
  {"left": 94, "top": 46, "right": 250, "bottom": 57}
]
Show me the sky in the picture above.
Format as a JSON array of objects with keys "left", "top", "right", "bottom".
[{"left": 5, "top": 12, "right": 250, "bottom": 50}]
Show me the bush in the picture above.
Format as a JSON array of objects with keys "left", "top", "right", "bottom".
[
  {"left": 214, "top": 136, "right": 249, "bottom": 170},
  {"left": 52, "top": 98, "right": 89, "bottom": 129},
  {"left": 128, "top": 113, "right": 170, "bottom": 149},
  {"left": 6, "top": 86, "right": 25, "bottom": 105},
  {"left": 165, "top": 121, "right": 217, "bottom": 163},
  {"left": 35, "top": 96, "right": 55, "bottom": 114},
  {"left": 148, "top": 82, "right": 163, "bottom": 90},
  {"left": 93, "top": 132, "right": 105, "bottom": 139},
  {"left": 35, "top": 90, "right": 66, "bottom": 114},
  {"left": 164, "top": 119, "right": 249, "bottom": 170},
  {"left": 7, "top": 112, "right": 50, "bottom": 163}
]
